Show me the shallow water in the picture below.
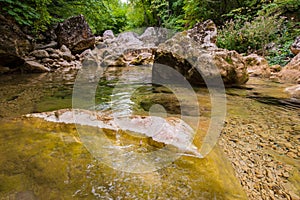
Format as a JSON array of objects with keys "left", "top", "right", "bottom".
[{"left": 0, "top": 68, "right": 299, "bottom": 199}]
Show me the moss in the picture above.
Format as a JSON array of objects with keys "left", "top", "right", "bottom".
[{"left": 225, "top": 56, "right": 233, "bottom": 64}]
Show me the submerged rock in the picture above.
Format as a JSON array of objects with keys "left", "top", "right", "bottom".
[
  {"left": 285, "top": 85, "right": 300, "bottom": 100},
  {"left": 27, "top": 109, "right": 203, "bottom": 158}
]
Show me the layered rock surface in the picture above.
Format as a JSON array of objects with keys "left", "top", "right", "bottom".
[{"left": 0, "top": 14, "right": 33, "bottom": 68}]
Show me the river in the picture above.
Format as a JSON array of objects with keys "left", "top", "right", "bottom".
[{"left": 0, "top": 66, "right": 299, "bottom": 199}]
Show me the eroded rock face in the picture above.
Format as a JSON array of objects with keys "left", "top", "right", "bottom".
[
  {"left": 244, "top": 54, "right": 271, "bottom": 78},
  {"left": 291, "top": 36, "right": 300, "bottom": 55},
  {"left": 187, "top": 19, "right": 217, "bottom": 49},
  {"left": 55, "top": 15, "right": 95, "bottom": 54},
  {"left": 278, "top": 53, "right": 300, "bottom": 83},
  {"left": 0, "top": 14, "right": 33, "bottom": 67},
  {"left": 153, "top": 29, "right": 248, "bottom": 86}
]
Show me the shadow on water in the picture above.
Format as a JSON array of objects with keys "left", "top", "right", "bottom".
[{"left": 247, "top": 95, "right": 300, "bottom": 110}]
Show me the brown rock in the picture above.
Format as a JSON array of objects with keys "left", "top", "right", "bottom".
[
  {"left": 57, "top": 61, "right": 70, "bottom": 68},
  {"left": 0, "top": 66, "right": 10, "bottom": 74},
  {"left": 30, "top": 50, "right": 49, "bottom": 58},
  {"left": 270, "top": 65, "right": 281, "bottom": 73},
  {"left": 284, "top": 85, "right": 300, "bottom": 99},
  {"left": 55, "top": 15, "right": 95, "bottom": 54},
  {"left": 153, "top": 30, "right": 249, "bottom": 87},
  {"left": 278, "top": 53, "right": 300, "bottom": 83},
  {"left": 34, "top": 41, "right": 57, "bottom": 50},
  {"left": 23, "top": 60, "right": 50, "bottom": 72},
  {"left": 291, "top": 36, "right": 300, "bottom": 55},
  {"left": 187, "top": 19, "right": 217, "bottom": 49},
  {"left": 41, "top": 58, "right": 54, "bottom": 64},
  {"left": 0, "top": 14, "right": 33, "bottom": 67},
  {"left": 244, "top": 54, "right": 271, "bottom": 78},
  {"left": 49, "top": 53, "right": 60, "bottom": 60}
]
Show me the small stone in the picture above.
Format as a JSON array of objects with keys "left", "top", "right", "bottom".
[
  {"left": 23, "top": 60, "right": 50, "bottom": 72},
  {"left": 62, "top": 52, "right": 75, "bottom": 62},
  {"left": 57, "top": 61, "right": 72, "bottom": 68},
  {"left": 103, "top": 30, "right": 115, "bottom": 40},
  {"left": 282, "top": 172, "right": 289, "bottom": 178},
  {"left": 0, "top": 66, "right": 10, "bottom": 74},
  {"left": 45, "top": 48, "right": 56, "bottom": 54},
  {"left": 286, "top": 151, "right": 297, "bottom": 158},
  {"left": 30, "top": 49, "right": 49, "bottom": 58},
  {"left": 41, "top": 58, "right": 54, "bottom": 64},
  {"left": 50, "top": 53, "right": 60, "bottom": 59},
  {"left": 60, "top": 44, "right": 72, "bottom": 54}
]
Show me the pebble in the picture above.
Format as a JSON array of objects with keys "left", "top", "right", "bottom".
[{"left": 220, "top": 114, "right": 299, "bottom": 200}]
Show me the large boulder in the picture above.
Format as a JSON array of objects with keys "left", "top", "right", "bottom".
[
  {"left": 0, "top": 14, "right": 33, "bottom": 68},
  {"left": 244, "top": 54, "right": 271, "bottom": 78},
  {"left": 291, "top": 36, "right": 300, "bottom": 55},
  {"left": 278, "top": 53, "right": 300, "bottom": 83},
  {"left": 153, "top": 23, "right": 248, "bottom": 87},
  {"left": 55, "top": 15, "right": 95, "bottom": 54},
  {"left": 138, "top": 27, "right": 173, "bottom": 47}
]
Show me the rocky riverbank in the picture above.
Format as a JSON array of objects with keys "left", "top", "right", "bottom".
[
  {"left": 0, "top": 13, "right": 300, "bottom": 200},
  {"left": 219, "top": 80, "right": 300, "bottom": 200}
]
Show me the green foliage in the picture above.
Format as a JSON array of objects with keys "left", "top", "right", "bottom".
[
  {"left": 217, "top": 15, "right": 283, "bottom": 55},
  {"left": 182, "top": 0, "right": 213, "bottom": 28},
  {"left": 266, "top": 40, "right": 294, "bottom": 66},
  {"left": 32, "top": 0, "right": 52, "bottom": 33},
  {"left": 218, "top": 9, "right": 300, "bottom": 65},
  {"left": 0, "top": 0, "right": 39, "bottom": 27},
  {"left": 1, "top": 0, "right": 300, "bottom": 65}
]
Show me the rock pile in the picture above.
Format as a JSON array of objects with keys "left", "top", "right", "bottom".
[
  {"left": 92, "top": 27, "right": 172, "bottom": 67},
  {"left": 0, "top": 14, "right": 95, "bottom": 74},
  {"left": 23, "top": 45, "right": 82, "bottom": 72},
  {"left": 219, "top": 102, "right": 300, "bottom": 200}
]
